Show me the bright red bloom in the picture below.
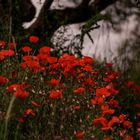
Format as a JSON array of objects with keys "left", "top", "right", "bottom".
[
  {"left": 109, "top": 100, "right": 119, "bottom": 108},
  {"left": 39, "top": 46, "right": 51, "bottom": 55},
  {"left": 123, "top": 121, "right": 132, "bottom": 129},
  {"left": 23, "top": 108, "right": 35, "bottom": 117},
  {"left": 96, "top": 87, "right": 111, "bottom": 97},
  {"left": 104, "top": 137, "right": 112, "bottom": 140},
  {"left": 91, "top": 96, "right": 104, "bottom": 105},
  {"left": 8, "top": 84, "right": 29, "bottom": 99},
  {"left": 108, "top": 116, "right": 120, "bottom": 127},
  {"left": 47, "top": 56, "right": 57, "bottom": 64},
  {"left": 9, "top": 42, "right": 16, "bottom": 49},
  {"left": 102, "top": 109, "right": 115, "bottom": 117},
  {"left": 0, "top": 76, "right": 9, "bottom": 84},
  {"left": 31, "top": 101, "right": 41, "bottom": 107},
  {"left": 73, "top": 105, "right": 81, "bottom": 110},
  {"left": 101, "top": 104, "right": 109, "bottom": 111},
  {"left": 29, "top": 36, "right": 39, "bottom": 43},
  {"left": 93, "top": 117, "right": 108, "bottom": 127},
  {"left": 49, "top": 78, "right": 60, "bottom": 86},
  {"left": 22, "top": 46, "right": 32, "bottom": 53},
  {"left": 119, "top": 114, "right": 126, "bottom": 123},
  {"left": 74, "top": 87, "right": 85, "bottom": 93},
  {"left": 0, "top": 40, "right": 6, "bottom": 48},
  {"left": 105, "top": 63, "right": 113, "bottom": 67},
  {"left": 127, "top": 81, "right": 135, "bottom": 87},
  {"left": 75, "top": 131, "right": 85, "bottom": 139},
  {"left": 0, "top": 49, "right": 15, "bottom": 56},
  {"left": 14, "top": 90, "right": 29, "bottom": 99},
  {"left": 49, "top": 90, "right": 62, "bottom": 99}
]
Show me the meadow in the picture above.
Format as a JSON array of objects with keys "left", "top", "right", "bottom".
[{"left": 0, "top": 36, "right": 140, "bottom": 140}]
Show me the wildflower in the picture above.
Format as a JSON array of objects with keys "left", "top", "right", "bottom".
[
  {"left": 74, "top": 87, "right": 85, "bottom": 93},
  {"left": 109, "top": 100, "right": 119, "bottom": 108},
  {"left": 81, "top": 56, "right": 93, "bottom": 65},
  {"left": 47, "top": 56, "right": 57, "bottom": 64},
  {"left": 75, "top": 131, "right": 85, "bottom": 139},
  {"left": 91, "top": 96, "right": 104, "bottom": 105},
  {"left": 105, "top": 63, "right": 113, "bottom": 67},
  {"left": 11, "top": 70, "right": 18, "bottom": 78},
  {"left": 0, "top": 40, "right": 6, "bottom": 48},
  {"left": 31, "top": 101, "right": 41, "bottom": 107},
  {"left": 127, "top": 81, "right": 135, "bottom": 87},
  {"left": 49, "top": 78, "right": 60, "bottom": 86},
  {"left": 0, "top": 76, "right": 9, "bottom": 84},
  {"left": 101, "top": 104, "right": 109, "bottom": 111},
  {"left": 39, "top": 46, "right": 51, "bottom": 55},
  {"left": 29, "top": 35, "right": 39, "bottom": 43},
  {"left": 104, "top": 137, "right": 112, "bottom": 140},
  {"left": 17, "top": 117, "right": 25, "bottom": 123},
  {"left": 23, "top": 108, "right": 35, "bottom": 117},
  {"left": 96, "top": 87, "right": 111, "bottom": 97},
  {"left": 22, "top": 46, "right": 32, "bottom": 53},
  {"left": 49, "top": 90, "right": 62, "bottom": 99},
  {"left": 9, "top": 42, "right": 16, "bottom": 49},
  {"left": 108, "top": 116, "right": 120, "bottom": 127},
  {"left": 73, "top": 105, "right": 81, "bottom": 110},
  {"left": 0, "top": 49, "right": 15, "bottom": 56},
  {"left": 123, "top": 121, "right": 132, "bottom": 129},
  {"left": 102, "top": 109, "right": 115, "bottom": 117},
  {"left": 93, "top": 117, "right": 108, "bottom": 127},
  {"left": 7, "top": 84, "right": 29, "bottom": 99},
  {"left": 119, "top": 114, "right": 126, "bottom": 123}
]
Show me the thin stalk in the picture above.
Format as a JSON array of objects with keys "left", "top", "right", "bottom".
[{"left": 4, "top": 95, "right": 16, "bottom": 140}]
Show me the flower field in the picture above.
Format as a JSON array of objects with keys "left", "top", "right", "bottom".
[{"left": 0, "top": 36, "right": 140, "bottom": 140}]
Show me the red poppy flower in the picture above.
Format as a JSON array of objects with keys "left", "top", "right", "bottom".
[
  {"left": 93, "top": 117, "right": 108, "bottom": 127},
  {"left": 47, "top": 56, "right": 57, "bottom": 64},
  {"left": 49, "top": 78, "right": 60, "bottom": 86},
  {"left": 108, "top": 116, "right": 120, "bottom": 127},
  {"left": 109, "top": 100, "right": 119, "bottom": 108},
  {"left": 105, "top": 63, "right": 113, "bottom": 67},
  {"left": 127, "top": 81, "right": 135, "bottom": 87},
  {"left": 29, "top": 36, "right": 39, "bottom": 43},
  {"left": 75, "top": 131, "right": 85, "bottom": 139},
  {"left": 0, "top": 40, "right": 6, "bottom": 48},
  {"left": 74, "top": 87, "right": 85, "bottom": 93},
  {"left": 9, "top": 42, "right": 16, "bottom": 49},
  {"left": 73, "top": 105, "right": 81, "bottom": 110},
  {"left": 0, "top": 76, "right": 9, "bottom": 84},
  {"left": 91, "top": 96, "right": 104, "bottom": 105},
  {"left": 49, "top": 90, "right": 62, "bottom": 99},
  {"left": 119, "top": 114, "right": 126, "bottom": 123},
  {"left": 102, "top": 109, "right": 115, "bottom": 117},
  {"left": 22, "top": 46, "right": 32, "bottom": 53},
  {"left": 123, "top": 121, "right": 132, "bottom": 129},
  {"left": 23, "top": 108, "right": 35, "bottom": 117},
  {"left": 31, "top": 101, "right": 41, "bottom": 107},
  {"left": 39, "top": 46, "right": 51, "bottom": 55},
  {"left": 14, "top": 90, "right": 29, "bottom": 99},
  {"left": 96, "top": 88, "right": 111, "bottom": 97},
  {"left": 8, "top": 84, "right": 29, "bottom": 99},
  {"left": 104, "top": 137, "right": 112, "bottom": 140},
  {"left": 0, "top": 49, "right": 15, "bottom": 56}
]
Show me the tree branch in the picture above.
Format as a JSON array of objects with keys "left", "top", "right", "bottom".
[{"left": 26, "top": 0, "right": 118, "bottom": 37}]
